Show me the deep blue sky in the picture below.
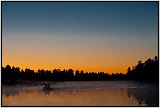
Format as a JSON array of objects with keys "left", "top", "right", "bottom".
[
  {"left": 2, "top": 2, "right": 158, "bottom": 73},
  {"left": 3, "top": 2, "right": 158, "bottom": 38}
]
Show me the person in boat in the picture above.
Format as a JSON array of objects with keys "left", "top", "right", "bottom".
[
  {"left": 43, "top": 82, "right": 53, "bottom": 90},
  {"left": 44, "top": 82, "right": 50, "bottom": 88}
]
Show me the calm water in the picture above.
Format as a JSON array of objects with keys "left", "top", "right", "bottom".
[{"left": 2, "top": 81, "right": 159, "bottom": 106}]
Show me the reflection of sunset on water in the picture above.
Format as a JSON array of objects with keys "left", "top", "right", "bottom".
[
  {"left": 2, "top": 81, "right": 158, "bottom": 106},
  {"left": 2, "top": 88, "right": 138, "bottom": 106}
]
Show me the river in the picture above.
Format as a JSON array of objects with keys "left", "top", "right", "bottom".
[{"left": 2, "top": 81, "right": 159, "bottom": 106}]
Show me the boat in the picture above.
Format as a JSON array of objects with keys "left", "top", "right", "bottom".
[
  {"left": 42, "top": 82, "right": 53, "bottom": 90},
  {"left": 43, "top": 86, "right": 53, "bottom": 90}
]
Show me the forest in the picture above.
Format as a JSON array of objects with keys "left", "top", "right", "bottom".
[{"left": 2, "top": 56, "right": 158, "bottom": 84}]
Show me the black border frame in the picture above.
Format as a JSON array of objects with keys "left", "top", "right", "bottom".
[{"left": 1, "top": 1, "right": 159, "bottom": 107}]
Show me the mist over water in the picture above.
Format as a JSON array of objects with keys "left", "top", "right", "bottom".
[{"left": 2, "top": 81, "right": 158, "bottom": 106}]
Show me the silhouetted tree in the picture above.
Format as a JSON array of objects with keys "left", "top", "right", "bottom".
[
  {"left": 126, "top": 56, "right": 159, "bottom": 83},
  {"left": 75, "top": 70, "right": 80, "bottom": 81},
  {"left": 66, "top": 69, "right": 74, "bottom": 81},
  {"left": 2, "top": 56, "right": 157, "bottom": 84}
]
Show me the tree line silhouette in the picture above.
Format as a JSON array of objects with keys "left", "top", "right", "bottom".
[
  {"left": 1, "top": 66, "right": 126, "bottom": 83},
  {"left": 2, "top": 56, "right": 158, "bottom": 84},
  {"left": 126, "top": 56, "right": 158, "bottom": 83}
]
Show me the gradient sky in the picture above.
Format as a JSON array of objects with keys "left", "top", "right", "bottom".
[{"left": 2, "top": 2, "right": 158, "bottom": 73}]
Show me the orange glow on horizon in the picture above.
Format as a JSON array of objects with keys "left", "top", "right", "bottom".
[
  {"left": 2, "top": 55, "right": 154, "bottom": 74},
  {"left": 2, "top": 50, "right": 157, "bottom": 74},
  {"left": 2, "top": 35, "right": 157, "bottom": 74}
]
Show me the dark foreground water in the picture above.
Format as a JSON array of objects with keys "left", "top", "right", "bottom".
[{"left": 2, "top": 81, "right": 159, "bottom": 106}]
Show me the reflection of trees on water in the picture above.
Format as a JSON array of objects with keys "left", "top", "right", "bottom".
[
  {"left": 41, "top": 88, "right": 94, "bottom": 95},
  {"left": 2, "top": 89, "right": 21, "bottom": 97},
  {"left": 50, "top": 88, "right": 108, "bottom": 95},
  {"left": 3, "top": 83, "right": 159, "bottom": 107},
  {"left": 2, "top": 87, "right": 38, "bottom": 97},
  {"left": 127, "top": 87, "right": 159, "bottom": 106},
  {"left": 2, "top": 87, "right": 83, "bottom": 96}
]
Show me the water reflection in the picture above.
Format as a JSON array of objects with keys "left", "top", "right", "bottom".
[
  {"left": 42, "top": 90, "right": 51, "bottom": 95},
  {"left": 2, "top": 82, "right": 159, "bottom": 106},
  {"left": 2, "top": 87, "right": 21, "bottom": 97},
  {"left": 127, "top": 86, "right": 159, "bottom": 106}
]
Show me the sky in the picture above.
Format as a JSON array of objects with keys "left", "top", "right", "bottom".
[{"left": 2, "top": 2, "right": 158, "bottom": 73}]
